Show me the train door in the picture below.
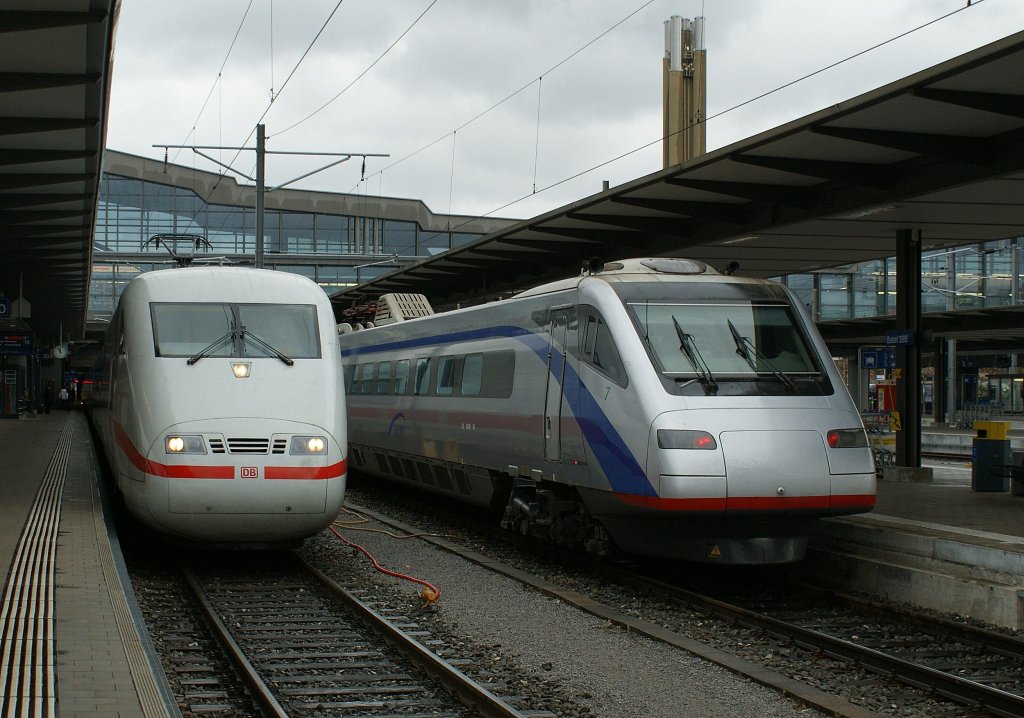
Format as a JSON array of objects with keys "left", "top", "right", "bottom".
[{"left": 544, "top": 307, "right": 571, "bottom": 462}]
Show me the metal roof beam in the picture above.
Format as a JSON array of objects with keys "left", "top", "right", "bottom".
[
  {"left": 0, "top": 72, "right": 101, "bottom": 93},
  {"left": 566, "top": 211, "right": 691, "bottom": 234},
  {"left": 664, "top": 178, "right": 818, "bottom": 210},
  {"left": 914, "top": 87, "right": 1024, "bottom": 120},
  {"left": 731, "top": 154, "right": 897, "bottom": 190},
  {"left": 611, "top": 196, "right": 751, "bottom": 224},
  {"left": 0, "top": 149, "right": 98, "bottom": 166},
  {"left": 812, "top": 126, "right": 990, "bottom": 164},
  {"left": 0, "top": 10, "right": 108, "bottom": 33},
  {"left": 0, "top": 208, "right": 93, "bottom": 223},
  {"left": 0, "top": 173, "right": 92, "bottom": 189},
  {"left": 0, "top": 117, "right": 99, "bottom": 135},
  {"left": 0, "top": 192, "right": 91, "bottom": 209}
]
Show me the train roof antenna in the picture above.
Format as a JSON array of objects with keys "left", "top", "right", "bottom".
[{"left": 145, "top": 234, "right": 213, "bottom": 268}]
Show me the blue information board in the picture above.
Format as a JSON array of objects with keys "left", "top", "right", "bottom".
[
  {"left": 885, "top": 330, "right": 914, "bottom": 346},
  {"left": 862, "top": 348, "right": 896, "bottom": 369},
  {"left": 0, "top": 333, "right": 33, "bottom": 355}
]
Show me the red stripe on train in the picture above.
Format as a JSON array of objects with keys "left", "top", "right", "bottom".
[
  {"left": 114, "top": 421, "right": 345, "bottom": 480},
  {"left": 613, "top": 493, "right": 875, "bottom": 511}
]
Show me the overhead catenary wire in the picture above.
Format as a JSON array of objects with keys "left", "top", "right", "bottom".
[
  {"left": 170, "top": 0, "right": 256, "bottom": 164},
  {"left": 352, "top": 0, "right": 992, "bottom": 255},
  {"left": 273, "top": 0, "right": 440, "bottom": 139}
]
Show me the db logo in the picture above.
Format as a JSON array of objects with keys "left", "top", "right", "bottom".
[{"left": 240, "top": 467, "right": 259, "bottom": 478}]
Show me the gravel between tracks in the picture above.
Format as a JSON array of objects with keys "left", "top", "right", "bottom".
[{"left": 299, "top": 504, "right": 822, "bottom": 718}]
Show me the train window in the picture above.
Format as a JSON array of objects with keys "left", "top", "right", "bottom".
[
  {"left": 152, "top": 303, "right": 233, "bottom": 357},
  {"left": 414, "top": 358, "right": 431, "bottom": 395},
  {"left": 360, "top": 363, "right": 375, "bottom": 395},
  {"left": 627, "top": 301, "right": 820, "bottom": 379},
  {"left": 480, "top": 350, "right": 516, "bottom": 398},
  {"left": 238, "top": 304, "right": 321, "bottom": 359},
  {"left": 151, "top": 302, "right": 321, "bottom": 359},
  {"left": 582, "top": 312, "right": 626, "bottom": 386},
  {"left": 394, "top": 359, "right": 410, "bottom": 395},
  {"left": 376, "top": 361, "right": 391, "bottom": 394},
  {"left": 344, "top": 364, "right": 358, "bottom": 392},
  {"left": 462, "top": 354, "right": 483, "bottom": 396},
  {"left": 436, "top": 356, "right": 455, "bottom": 396}
]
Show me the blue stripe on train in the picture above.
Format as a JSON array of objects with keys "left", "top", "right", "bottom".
[{"left": 342, "top": 325, "right": 655, "bottom": 497}]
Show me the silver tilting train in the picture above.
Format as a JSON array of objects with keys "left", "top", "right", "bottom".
[
  {"left": 88, "top": 267, "right": 347, "bottom": 545},
  {"left": 339, "top": 258, "right": 875, "bottom": 564}
]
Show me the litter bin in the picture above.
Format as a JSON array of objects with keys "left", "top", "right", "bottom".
[{"left": 972, "top": 421, "right": 1011, "bottom": 492}]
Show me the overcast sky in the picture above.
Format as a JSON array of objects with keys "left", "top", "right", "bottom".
[{"left": 106, "top": 0, "right": 1023, "bottom": 221}]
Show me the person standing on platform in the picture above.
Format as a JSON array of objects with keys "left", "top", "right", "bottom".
[
  {"left": 58, "top": 385, "right": 69, "bottom": 409},
  {"left": 43, "top": 381, "right": 54, "bottom": 414}
]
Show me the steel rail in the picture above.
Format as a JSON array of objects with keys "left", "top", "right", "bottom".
[
  {"left": 180, "top": 568, "right": 290, "bottom": 718},
  {"left": 301, "top": 558, "right": 536, "bottom": 718}
]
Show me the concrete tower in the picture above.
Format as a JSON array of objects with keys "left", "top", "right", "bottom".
[{"left": 663, "top": 16, "right": 707, "bottom": 167}]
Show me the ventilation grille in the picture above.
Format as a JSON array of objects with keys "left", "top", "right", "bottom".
[
  {"left": 227, "top": 438, "right": 269, "bottom": 454},
  {"left": 208, "top": 438, "right": 226, "bottom": 454},
  {"left": 272, "top": 439, "right": 288, "bottom": 455}
]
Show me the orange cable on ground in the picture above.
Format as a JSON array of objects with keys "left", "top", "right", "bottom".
[{"left": 329, "top": 525, "right": 441, "bottom": 605}]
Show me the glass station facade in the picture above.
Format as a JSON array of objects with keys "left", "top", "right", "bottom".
[{"left": 88, "top": 151, "right": 511, "bottom": 320}]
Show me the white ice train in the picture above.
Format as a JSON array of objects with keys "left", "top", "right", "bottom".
[
  {"left": 339, "top": 258, "right": 876, "bottom": 564},
  {"left": 88, "top": 267, "right": 347, "bottom": 545}
]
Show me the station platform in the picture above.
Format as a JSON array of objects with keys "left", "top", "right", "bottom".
[
  {"left": 2, "top": 414, "right": 1024, "bottom": 718},
  {"left": 0, "top": 411, "right": 174, "bottom": 717}
]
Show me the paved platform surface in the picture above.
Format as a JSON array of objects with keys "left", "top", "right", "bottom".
[{"left": 0, "top": 411, "right": 173, "bottom": 718}]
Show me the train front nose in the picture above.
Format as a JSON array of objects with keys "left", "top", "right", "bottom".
[
  {"left": 145, "top": 418, "right": 346, "bottom": 542},
  {"left": 648, "top": 410, "right": 875, "bottom": 514}
]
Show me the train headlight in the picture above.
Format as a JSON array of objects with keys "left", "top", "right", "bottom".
[
  {"left": 290, "top": 436, "right": 327, "bottom": 454},
  {"left": 827, "top": 429, "right": 868, "bottom": 449},
  {"left": 165, "top": 435, "right": 207, "bottom": 454},
  {"left": 657, "top": 429, "right": 717, "bottom": 450},
  {"left": 231, "top": 362, "right": 251, "bottom": 378}
]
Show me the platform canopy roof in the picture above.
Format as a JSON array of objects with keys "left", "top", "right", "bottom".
[
  {"left": 333, "top": 29, "right": 1024, "bottom": 345},
  {"left": 0, "top": 1, "right": 117, "bottom": 344}
]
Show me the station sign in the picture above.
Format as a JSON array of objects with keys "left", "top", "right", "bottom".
[
  {"left": 0, "top": 298, "right": 9, "bottom": 319},
  {"left": 861, "top": 348, "right": 896, "bottom": 369},
  {"left": 885, "top": 329, "right": 914, "bottom": 347},
  {"left": 0, "top": 333, "right": 33, "bottom": 355}
]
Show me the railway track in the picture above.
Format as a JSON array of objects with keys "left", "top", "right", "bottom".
[
  {"left": 173, "top": 553, "right": 550, "bottom": 718},
  {"left": 344, "top": 491, "right": 1024, "bottom": 718}
]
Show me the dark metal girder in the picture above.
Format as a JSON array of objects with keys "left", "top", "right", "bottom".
[
  {"left": 611, "top": 196, "right": 752, "bottom": 224},
  {"left": 517, "top": 225, "right": 627, "bottom": 242},
  {"left": 0, "top": 192, "right": 91, "bottom": 209},
  {"left": 812, "top": 125, "right": 990, "bottom": 164},
  {"left": 913, "top": 87, "right": 1024, "bottom": 120},
  {"left": 0, "top": 149, "right": 98, "bottom": 166},
  {"left": 0, "top": 72, "right": 101, "bottom": 93},
  {"left": 0, "top": 173, "right": 92, "bottom": 189},
  {"left": 0, "top": 117, "right": 98, "bottom": 135},
  {"left": 664, "top": 177, "right": 819, "bottom": 210},
  {"left": 566, "top": 211, "right": 692, "bottom": 235},
  {"left": 0, "top": 10, "right": 108, "bottom": 33},
  {"left": 0, "top": 224, "right": 90, "bottom": 238},
  {"left": 731, "top": 153, "right": 897, "bottom": 190},
  {"left": 0, "top": 208, "right": 91, "bottom": 223}
]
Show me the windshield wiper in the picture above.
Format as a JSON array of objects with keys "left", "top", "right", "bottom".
[
  {"left": 186, "top": 329, "right": 237, "bottom": 365},
  {"left": 240, "top": 327, "right": 294, "bottom": 366},
  {"left": 727, "top": 319, "right": 797, "bottom": 393},
  {"left": 672, "top": 317, "right": 718, "bottom": 395}
]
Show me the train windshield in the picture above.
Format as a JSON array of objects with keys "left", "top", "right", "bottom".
[
  {"left": 151, "top": 303, "right": 321, "bottom": 359},
  {"left": 628, "top": 301, "right": 821, "bottom": 389}
]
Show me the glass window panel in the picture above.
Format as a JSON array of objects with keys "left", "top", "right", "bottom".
[
  {"left": 818, "top": 274, "right": 849, "bottom": 320},
  {"left": 151, "top": 303, "right": 234, "bottom": 357},
  {"left": 382, "top": 220, "right": 416, "bottom": 255},
  {"left": 282, "top": 212, "right": 314, "bottom": 253},
  {"left": 436, "top": 356, "right": 455, "bottom": 395},
  {"left": 462, "top": 354, "right": 483, "bottom": 396},
  {"left": 418, "top": 230, "right": 450, "bottom": 256},
  {"left": 376, "top": 361, "right": 391, "bottom": 394},
  {"left": 238, "top": 304, "right": 321, "bottom": 359},
  {"left": 394, "top": 359, "right": 410, "bottom": 395}
]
